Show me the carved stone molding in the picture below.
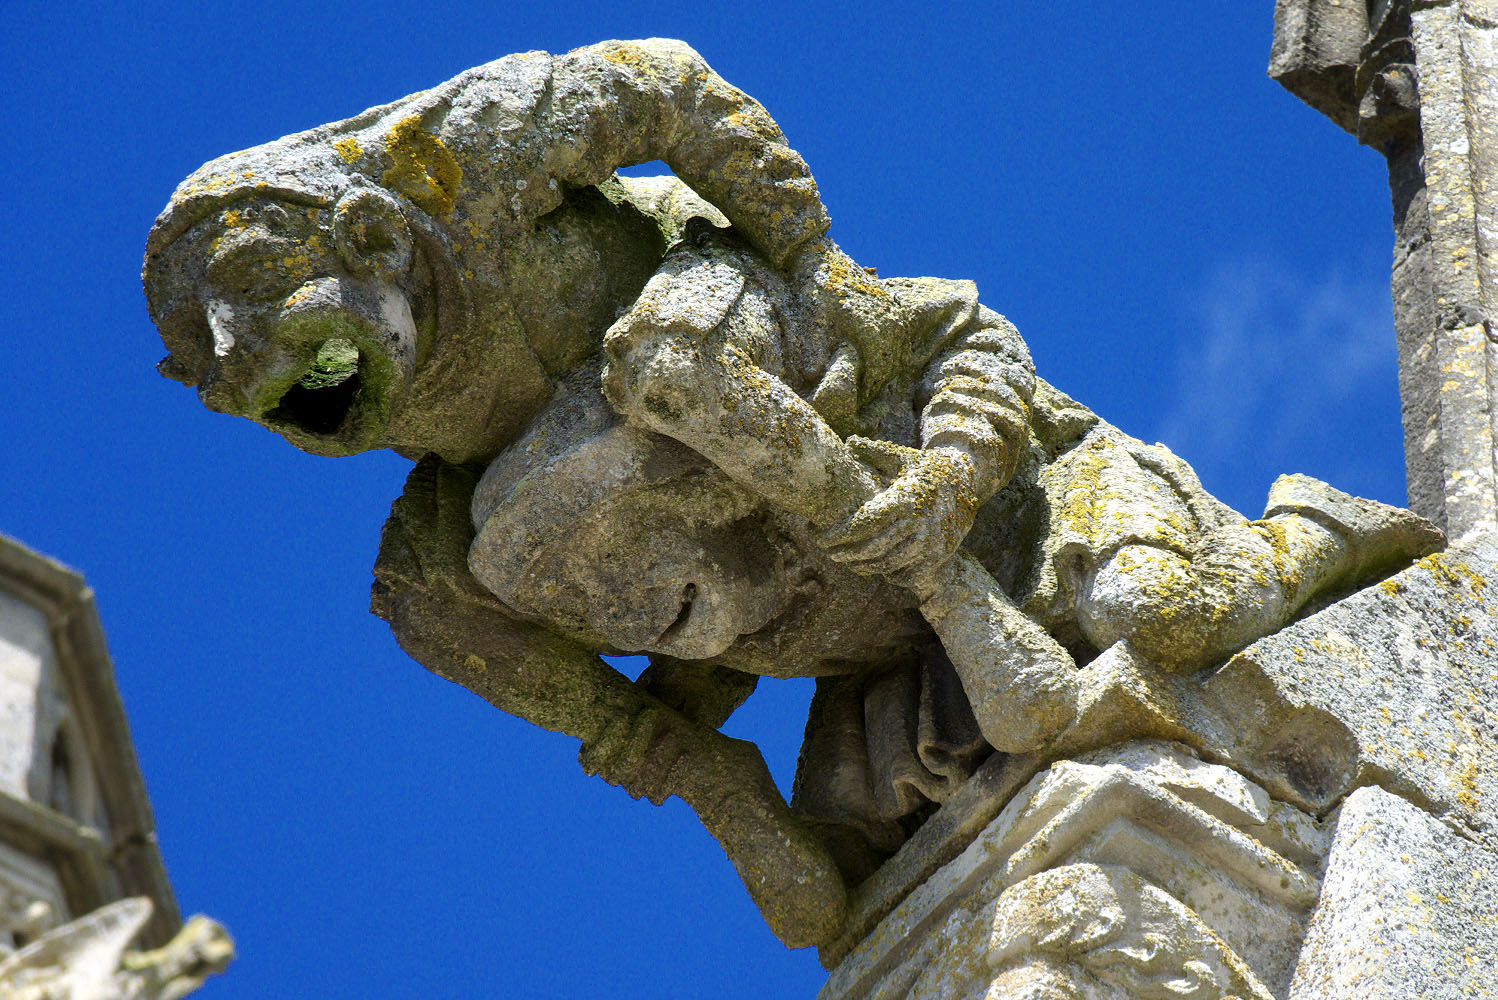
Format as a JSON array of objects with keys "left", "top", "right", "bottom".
[{"left": 821, "top": 742, "right": 1316, "bottom": 1000}]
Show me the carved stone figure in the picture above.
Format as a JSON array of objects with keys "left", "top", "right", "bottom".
[
  {"left": 142, "top": 37, "right": 1444, "bottom": 969},
  {"left": 0, "top": 897, "right": 232, "bottom": 1000}
]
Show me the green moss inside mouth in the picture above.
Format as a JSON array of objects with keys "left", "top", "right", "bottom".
[
  {"left": 296, "top": 338, "right": 360, "bottom": 390},
  {"left": 267, "top": 339, "right": 363, "bottom": 436}
]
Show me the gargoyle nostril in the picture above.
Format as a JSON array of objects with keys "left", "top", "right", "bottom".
[{"left": 658, "top": 583, "right": 698, "bottom": 643}]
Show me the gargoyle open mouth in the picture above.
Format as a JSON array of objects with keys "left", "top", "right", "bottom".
[{"left": 265, "top": 338, "right": 364, "bottom": 438}]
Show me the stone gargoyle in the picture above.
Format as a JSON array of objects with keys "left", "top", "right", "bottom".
[
  {"left": 0, "top": 897, "right": 232, "bottom": 1000},
  {"left": 141, "top": 39, "right": 1443, "bottom": 950}
]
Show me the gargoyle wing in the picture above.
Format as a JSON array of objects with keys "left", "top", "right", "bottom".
[{"left": 0, "top": 897, "right": 153, "bottom": 992}]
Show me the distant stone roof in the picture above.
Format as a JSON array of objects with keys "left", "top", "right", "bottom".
[{"left": 0, "top": 534, "right": 179, "bottom": 948}]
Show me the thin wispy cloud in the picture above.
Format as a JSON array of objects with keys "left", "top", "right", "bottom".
[{"left": 1153, "top": 256, "right": 1405, "bottom": 514}]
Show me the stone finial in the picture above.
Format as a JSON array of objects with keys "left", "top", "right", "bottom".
[{"left": 1272, "top": 0, "right": 1498, "bottom": 539}]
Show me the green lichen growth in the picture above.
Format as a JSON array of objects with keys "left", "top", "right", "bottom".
[{"left": 297, "top": 339, "right": 360, "bottom": 390}]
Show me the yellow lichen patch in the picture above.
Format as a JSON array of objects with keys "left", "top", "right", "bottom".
[
  {"left": 1457, "top": 759, "right": 1482, "bottom": 811},
  {"left": 221, "top": 209, "right": 248, "bottom": 230},
  {"left": 700, "top": 79, "right": 745, "bottom": 108},
  {"left": 724, "top": 107, "right": 781, "bottom": 144},
  {"left": 1251, "top": 519, "right": 1301, "bottom": 598},
  {"left": 600, "top": 44, "right": 675, "bottom": 88},
  {"left": 283, "top": 285, "right": 315, "bottom": 308},
  {"left": 177, "top": 172, "right": 240, "bottom": 202},
  {"left": 721, "top": 147, "right": 764, "bottom": 183},
  {"left": 382, "top": 115, "right": 462, "bottom": 216},
  {"left": 333, "top": 135, "right": 363, "bottom": 164},
  {"left": 825, "top": 255, "right": 886, "bottom": 299},
  {"left": 1441, "top": 355, "right": 1480, "bottom": 377},
  {"left": 714, "top": 346, "right": 807, "bottom": 457},
  {"left": 1416, "top": 553, "right": 1487, "bottom": 603},
  {"left": 1381, "top": 578, "right": 1406, "bottom": 596},
  {"left": 602, "top": 45, "right": 646, "bottom": 69},
  {"left": 1056, "top": 438, "right": 1111, "bottom": 541}
]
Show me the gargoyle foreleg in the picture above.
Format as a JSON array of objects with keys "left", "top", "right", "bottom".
[
  {"left": 606, "top": 317, "right": 1080, "bottom": 753},
  {"left": 370, "top": 456, "right": 847, "bottom": 948}
]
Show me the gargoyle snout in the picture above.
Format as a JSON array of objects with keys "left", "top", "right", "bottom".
[
  {"left": 197, "top": 366, "right": 250, "bottom": 415},
  {"left": 276, "top": 276, "right": 417, "bottom": 363}
]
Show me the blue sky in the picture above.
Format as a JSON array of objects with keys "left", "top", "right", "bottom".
[{"left": 3, "top": 3, "right": 1404, "bottom": 997}]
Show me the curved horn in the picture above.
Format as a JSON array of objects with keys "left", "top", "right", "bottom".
[{"left": 534, "top": 39, "right": 831, "bottom": 268}]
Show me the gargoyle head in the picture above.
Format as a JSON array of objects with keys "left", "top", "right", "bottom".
[
  {"left": 146, "top": 186, "right": 451, "bottom": 456},
  {"left": 141, "top": 89, "right": 495, "bottom": 459},
  {"left": 145, "top": 41, "right": 833, "bottom": 465}
]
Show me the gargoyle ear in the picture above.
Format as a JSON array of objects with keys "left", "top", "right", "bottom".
[{"left": 334, "top": 188, "right": 413, "bottom": 279}]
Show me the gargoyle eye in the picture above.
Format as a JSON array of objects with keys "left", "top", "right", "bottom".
[{"left": 334, "top": 189, "right": 412, "bottom": 280}]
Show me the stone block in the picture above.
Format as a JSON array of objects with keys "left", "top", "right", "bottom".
[
  {"left": 1289, "top": 785, "right": 1498, "bottom": 999},
  {"left": 1200, "top": 536, "right": 1498, "bottom": 842}
]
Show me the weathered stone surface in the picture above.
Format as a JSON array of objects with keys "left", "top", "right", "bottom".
[
  {"left": 0, "top": 535, "right": 187, "bottom": 948},
  {"left": 820, "top": 752, "right": 1041, "bottom": 968},
  {"left": 1405, "top": 0, "right": 1498, "bottom": 537},
  {"left": 1271, "top": 0, "right": 1498, "bottom": 538},
  {"left": 1267, "top": 26, "right": 1498, "bottom": 992},
  {"left": 1198, "top": 535, "right": 1498, "bottom": 841},
  {"left": 374, "top": 455, "right": 856, "bottom": 948},
  {"left": 1270, "top": 0, "right": 1370, "bottom": 133},
  {"left": 0, "top": 537, "right": 232, "bottom": 994},
  {"left": 0, "top": 591, "right": 63, "bottom": 805},
  {"left": 975, "top": 865, "right": 1273, "bottom": 1000},
  {"left": 0, "top": 851, "right": 61, "bottom": 954},
  {"left": 1289, "top": 785, "right": 1498, "bottom": 999},
  {"left": 820, "top": 534, "right": 1497, "bottom": 966}
]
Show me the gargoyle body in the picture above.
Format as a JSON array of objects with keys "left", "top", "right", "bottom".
[{"left": 143, "top": 39, "right": 1442, "bottom": 949}]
